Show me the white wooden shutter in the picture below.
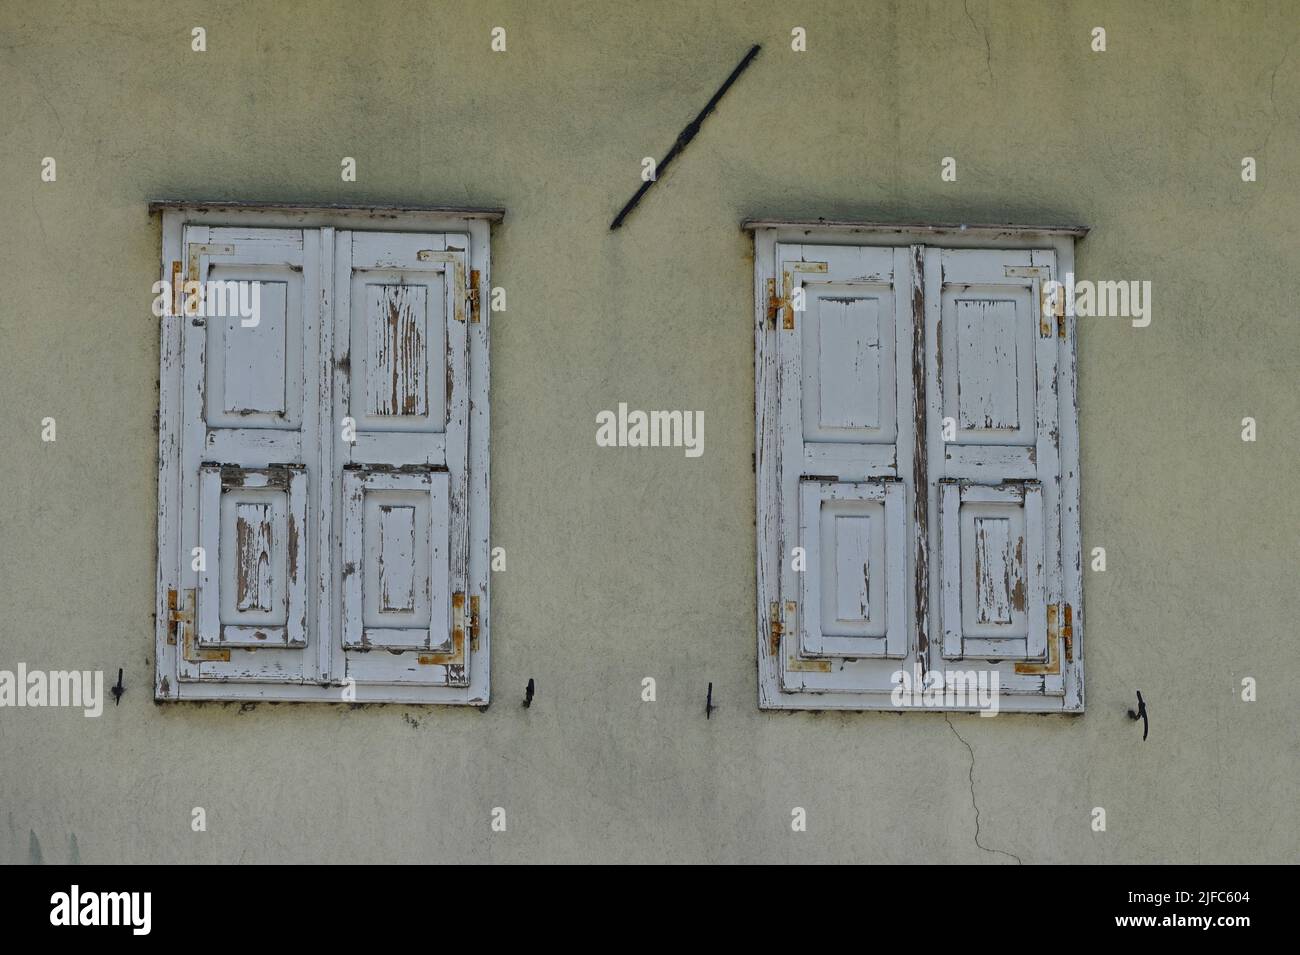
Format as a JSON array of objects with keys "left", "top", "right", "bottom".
[
  {"left": 157, "top": 209, "right": 494, "bottom": 704},
  {"left": 773, "top": 244, "right": 921, "bottom": 697},
  {"left": 333, "top": 231, "right": 472, "bottom": 688},
  {"left": 756, "top": 227, "right": 1083, "bottom": 712},
  {"left": 178, "top": 226, "right": 324, "bottom": 683},
  {"left": 924, "top": 249, "right": 1071, "bottom": 702}
]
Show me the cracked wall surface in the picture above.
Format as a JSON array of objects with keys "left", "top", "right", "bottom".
[{"left": 0, "top": 0, "right": 1297, "bottom": 863}]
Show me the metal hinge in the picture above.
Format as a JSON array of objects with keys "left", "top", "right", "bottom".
[
  {"left": 165, "top": 587, "right": 190, "bottom": 645},
  {"left": 769, "top": 262, "right": 828, "bottom": 331},
  {"left": 452, "top": 590, "right": 467, "bottom": 645},
  {"left": 421, "top": 592, "right": 471, "bottom": 665},
  {"left": 468, "top": 269, "right": 481, "bottom": 324},
  {"left": 1040, "top": 282, "right": 1065, "bottom": 337},
  {"left": 170, "top": 260, "right": 182, "bottom": 316},
  {"left": 1014, "top": 602, "right": 1062, "bottom": 675},
  {"left": 1062, "top": 603, "right": 1074, "bottom": 662},
  {"left": 169, "top": 587, "right": 230, "bottom": 662},
  {"left": 769, "top": 600, "right": 784, "bottom": 655},
  {"left": 469, "top": 594, "right": 480, "bottom": 651},
  {"left": 766, "top": 278, "right": 789, "bottom": 328}
]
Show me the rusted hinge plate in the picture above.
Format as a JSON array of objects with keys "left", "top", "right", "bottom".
[
  {"left": 469, "top": 594, "right": 480, "bottom": 651},
  {"left": 774, "top": 262, "right": 829, "bottom": 331},
  {"left": 1039, "top": 282, "right": 1064, "bottom": 336},
  {"left": 171, "top": 587, "right": 230, "bottom": 662},
  {"left": 166, "top": 587, "right": 189, "bottom": 644},
  {"left": 783, "top": 595, "right": 830, "bottom": 672},
  {"left": 1062, "top": 603, "right": 1074, "bottom": 662},
  {"left": 1015, "top": 603, "right": 1061, "bottom": 675},
  {"left": 420, "top": 592, "right": 468, "bottom": 665},
  {"left": 170, "top": 260, "right": 183, "bottom": 316},
  {"left": 765, "top": 278, "right": 785, "bottom": 327},
  {"left": 468, "top": 269, "right": 481, "bottom": 323},
  {"left": 769, "top": 600, "right": 784, "bottom": 655},
  {"left": 186, "top": 243, "right": 235, "bottom": 282}
]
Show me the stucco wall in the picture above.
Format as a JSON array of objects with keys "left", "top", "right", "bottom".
[{"left": 1, "top": 0, "right": 1295, "bottom": 863}]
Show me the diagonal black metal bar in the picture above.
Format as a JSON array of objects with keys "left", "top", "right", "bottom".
[{"left": 610, "top": 43, "right": 762, "bottom": 230}]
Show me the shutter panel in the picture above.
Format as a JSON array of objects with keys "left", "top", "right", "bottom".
[
  {"left": 774, "top": 244, "right": 921, "bottom": 696},
  {"left": 340, "top": 466, "right": 450, "bottom": 651},
  {"left": 799, "top": 479, "right": 907, "bottom": 658},
  {"left": 925, "top": 249, "right": 1066, "bottom": 697},
  {"left": 334, "top": 232, "right": 471, "bottom": 688},
  {"left": 197, "top": 464, "right": 308, "bottom": 649},
  {"left": 179, "top": 226, "right": 323, "bottom": 683},
  {"left": 938, "top": 480, "right": 1047, "bottom": 660}
]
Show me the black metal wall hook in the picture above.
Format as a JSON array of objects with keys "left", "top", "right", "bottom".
[
  {"left": 523, "top": 678, "right": 534, "bottom": 708},
  {"left": 705, "top": 682, "right": 714, "bottom": 719},
  {"left": 1127, "top": 690, "right": 1148, "bottom": 740},
  {"left": 111, "top": 668, "right": 124, "bottom": 705}
]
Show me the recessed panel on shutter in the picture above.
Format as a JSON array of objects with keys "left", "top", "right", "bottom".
[
  {"left": 798, "top": 479, "right": 907, "bottom": 658},
  {"left": 196, "top": 464, "right": 308, "bottom": 649},
  {"left": 929, "top": 249, "right": 1058, "bottom": 480},
  {"left": 938, "top": 480, "right": 1047, "bottom": 661},
  {"left": 340, "top": 467, "right": 450, "bottom": 652}
]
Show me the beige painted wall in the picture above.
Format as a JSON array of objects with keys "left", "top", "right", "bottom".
[{"left": 1, "top": 0, "right": 1296, "bottom": 863}]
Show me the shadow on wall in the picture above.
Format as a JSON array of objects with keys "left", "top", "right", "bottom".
[{"left": 20, "top": 827, "right": 80, "bottom": 864}]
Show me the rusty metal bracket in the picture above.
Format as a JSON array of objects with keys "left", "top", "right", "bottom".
[
  {"left": 469, "top": 594, "right": 480, "bottom": 651},
  {"left": 420, "top": 592, "right": 468, "bottom": 665},
  {"left": 765, "top": 278, "right": 785, "bottom": 326},
  {"left": 186, "top": 243, "right": 235, "bottom": 282},
  {"left": 1015, "top": 603, "right": 1061, "bottom": 675},
  {"left": 774, "top": 262, "right": 828, "bottom": 330},
  {"left": 166, "top": 588, "right": 190, "bottom": 646},
  {"left": 1062, "top": 603, "right": 1074, "bottom": 662},
  {"left": 768, "top": 600, "right": 784, "bottom": 655},
  {"left": 170, "top": 260, "right": 182, "bottom": 316},
  {"left": 1039, "top": 282, "right": 1064, "bottom": 337},
  {"left": 171, "top": 587, "right": 231, "bottom": 662},
  {"left": 777, "top": 599, "right": 831, "bottom": 672},
  {"left": 468, "top": 269, "right": 482, "bottom": 323}
]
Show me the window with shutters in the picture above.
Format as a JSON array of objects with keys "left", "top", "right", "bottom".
[
  {"left": 152, "top": 204, "right": 498, "bottom": 704},
  {"left": 750, "top": 221, "right": 1086, "bottom": 713}
]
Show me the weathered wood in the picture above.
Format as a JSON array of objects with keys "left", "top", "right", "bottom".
[
  {"left": 156, "top": 211, "right": 492, "bottom": 704},
  {"left": 930, "top": 249, "right": 1063, "bottom": 696},
  {"left": 742, "top": 219, "right": 1088, "bottom": 237},
  {"left": 753, "top": 227, "right": 1084, "bottom": 712},
  {"left": 149, "top": 199, "right": 505, "bottom": 221},
  {"left": 767, "top": 243, "right": 918, "bottom": 697}
]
